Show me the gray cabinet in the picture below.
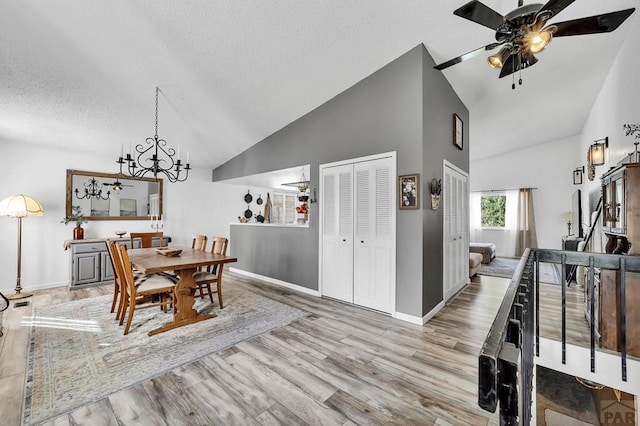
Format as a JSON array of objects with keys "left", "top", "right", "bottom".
[{"left": 67, "top": 237, "right": 170, "bottom": 288}]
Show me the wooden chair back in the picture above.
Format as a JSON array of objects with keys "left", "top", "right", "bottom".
[
  {"left": 130, "top": 231, "right": 164, "bottom": 248},
  {"left": 105, "top": 239, "right": 124, "bottom": 317},
  {"left": 191, "top": 234, "right": 208, "bottom": 251}
]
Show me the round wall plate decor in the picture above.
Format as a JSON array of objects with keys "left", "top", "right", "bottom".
[{"left": 244, "top": 191, "right": 253, "bottom": 204}]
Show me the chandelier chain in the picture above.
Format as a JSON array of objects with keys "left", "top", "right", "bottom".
[{"left": 155, "top": 87, "right": 159, "bottom": 138}]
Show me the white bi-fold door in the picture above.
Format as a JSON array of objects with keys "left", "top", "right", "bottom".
[
  {"left": 443, "top": 161, "right": 469, "bottom": 301},
  {"left": 320, "top": 153, "right": 396, "bottom": 314}
]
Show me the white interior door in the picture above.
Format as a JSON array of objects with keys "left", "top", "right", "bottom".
[
  {"left": 321, "top": 163, "right": 354, "bottom": 303},
  {"left": 320, "top": 152, "right": 396, "bottom": 314},
  {"left": 443, "top": 162, "right": 469, "bottom": 301},
  {"left": 353, "top": 157, "right": 395, "bottom": 313}
]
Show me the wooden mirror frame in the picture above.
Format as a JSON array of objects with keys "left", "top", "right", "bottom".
[{"left": 66, "top": 169, "right": 163, "bottom": 221}]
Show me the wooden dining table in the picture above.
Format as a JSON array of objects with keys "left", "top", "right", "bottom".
[{"left": 127, "top": 246, "right": 237, "bottom": 336}]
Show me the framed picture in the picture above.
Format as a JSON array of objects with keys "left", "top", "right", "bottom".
[
  {"left": 119, "top": 198, "right": 137, "bottom": 217},
  {"left": 90, "top": 198, "right": 110, "bottom": 217},
  {"left": 453, "top": 113, "right": 463, "bottom": 150},
  {"left": 399, "top": 173, "right": 420, "bottom": 209}
]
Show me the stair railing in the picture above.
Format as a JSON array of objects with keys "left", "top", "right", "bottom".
[{"left": 478, "top": 248, "right": 640, "bottom": 425}]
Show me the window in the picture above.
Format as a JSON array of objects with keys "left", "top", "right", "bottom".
[
  {"left": 271, "top": 193, "right": 297, "bottom": 224},
  {"left": 480, "top": 194, "right": 506, "bottom": 228}
]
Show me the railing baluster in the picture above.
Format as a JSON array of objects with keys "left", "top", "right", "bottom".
[
  {"left": 535, "top": 251, "right": 540, "bottom": 357},
  {"left": 620, "top": 258, "right": 627, "bottom": 382},
  {"left": 561, "top": 254, "right": 567, "bottom": 364},
  {"left": 589, "top": 255, "right": 596, "bottom": 373}
]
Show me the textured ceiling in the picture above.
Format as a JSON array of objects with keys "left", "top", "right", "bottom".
[{"left": 1, "top": 1, "right": 637, "bottom": 170}]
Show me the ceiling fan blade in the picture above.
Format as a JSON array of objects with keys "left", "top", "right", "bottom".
[
  {"left": 454, "top": 1, "right": 506, "bottom": 31},
  {"left": 552, "top": 8, "right": 635, "bottom": 37},
  {"left": 498, "top": 53, "right": 538, "bottom": 79},
  {"left": 498, "top": 54, "right": 519, "bottom": 78},
  {"left": 531, "top": 0, "right": 576, "bottom": 30},
  {"left": 538, "top": 0, "right": 576, "bottom": 19},
  {"left": 434, "top": 42, "right": 502, "bottom": 71}
]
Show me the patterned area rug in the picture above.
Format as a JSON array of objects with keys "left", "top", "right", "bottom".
[
  {"left": 478, "top": 256, "right": 562, "bottom": 284},
  {"left": 23, "top": 286, "right": 308, "bottom": 425}
]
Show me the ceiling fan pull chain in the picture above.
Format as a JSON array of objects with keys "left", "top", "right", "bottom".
[
  {"left": 512, "top": 57, "right": 516, "bottom": 90},
  {"left": 519, "top": 60, "right": 523, "bottom": 87}
]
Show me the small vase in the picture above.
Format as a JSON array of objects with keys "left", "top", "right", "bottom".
[
  {"left": 73, "top": 226, "right": 84, "bottom": 240},
  {"left": 431, "top": 194, "right": 440, "bottom": 211}
]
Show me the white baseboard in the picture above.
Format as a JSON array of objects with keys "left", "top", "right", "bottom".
[
  {"left": 395, "top": 300, "right": 444, "bottom": 325},
  {"left": 229, "top": 267, "right": 321, "bottom": 297}
]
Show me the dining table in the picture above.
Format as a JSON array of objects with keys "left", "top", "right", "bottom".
[{"left": 127, "top": 246, "right": 237, "bottom": 336}]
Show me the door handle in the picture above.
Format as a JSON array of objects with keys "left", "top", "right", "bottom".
[{"left": 361, "top": 240, "right": 364, "bottom": 243}]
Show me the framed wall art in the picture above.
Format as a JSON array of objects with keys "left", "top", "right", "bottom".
[
  {"left": 453, "top": 113, "right": 463, "bottom": 150},
  {"left": 399, "top": 173, "right": 420, "bottom": 209}
]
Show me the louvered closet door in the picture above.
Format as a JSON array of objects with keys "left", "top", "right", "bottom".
[
  {"left": 353, "top": 157, "right": 394, "bottom": 314},
  {"left": 321, "top": 164, "right": 354, "bottom": 303},
  {"left": 443, "top": 163, "right": 469, "bottom": 301}
]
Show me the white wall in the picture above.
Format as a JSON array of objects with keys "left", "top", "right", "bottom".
[
  {"left": 0, "top": 139, "right": 298, "bottom": 293},
  {"left": 470, "top": 136, "right": 577, "bottom": 254},
  {"left": 577, "top": 13, "right": 640, "bottom": 225}
]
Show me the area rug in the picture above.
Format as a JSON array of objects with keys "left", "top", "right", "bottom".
[
  {"left": 23, "top": 286, "right": 308, "bottom": 425},
  {"left": 478, "top": 256, "right": 562, "bottom": 284}
]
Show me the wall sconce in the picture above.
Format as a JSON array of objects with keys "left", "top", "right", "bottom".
[
  {"left": 572, "top": 166, "right": 584, "bottom": 185},
  {"left": 589, "top": 137, "right": 608, "bottom": 166},
  {"left": 587, "top": 136, "right": 608, "bottom": 181}
]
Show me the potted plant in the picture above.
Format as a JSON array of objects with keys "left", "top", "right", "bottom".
[{"left": 61, "top": 205, "right": 88, "bottom": 239}]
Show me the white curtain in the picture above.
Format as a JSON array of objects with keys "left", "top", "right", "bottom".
[
  {"left": 514, "top": 188, "right": 538, "bottom": 256},
  {"left": 504, "top": 189, "right": 519, "bottom": 256},
  {"left": 469, "top": 192, "right": 482, "bottom": 242}
]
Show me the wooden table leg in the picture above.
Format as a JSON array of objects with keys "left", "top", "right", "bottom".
[{"left": 148, "top": 266, "right": 217, "bottom": 336}]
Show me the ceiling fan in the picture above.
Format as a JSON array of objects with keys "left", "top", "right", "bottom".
[
  {"left": 102, "top": 178, "right": 133, "bottom": 192},
  {"left": 434, "top": 0, "right": 635, "bottom": 87}
]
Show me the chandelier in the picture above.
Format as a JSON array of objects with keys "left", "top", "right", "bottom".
[
  {"left": 117, "top": 87, "right": 190, "bottom": 183},
  {"left": 75, "top": 177, "right": 110, "bottom": 200}
]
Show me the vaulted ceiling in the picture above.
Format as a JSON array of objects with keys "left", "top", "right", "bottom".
[{"left": 1, "top": 1, "right": 637, "bottom": 170}]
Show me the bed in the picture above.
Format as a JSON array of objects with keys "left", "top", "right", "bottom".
[{"left": 470, "top": 242, "right": 496, "bottom": 264}]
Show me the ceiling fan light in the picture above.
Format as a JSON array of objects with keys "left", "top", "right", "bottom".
[
  {"left": 529, "top": 29, "right": 553, "bottom": 54},
  {"left": 487, "top": 46, "right": 511, "bottom": 69}
]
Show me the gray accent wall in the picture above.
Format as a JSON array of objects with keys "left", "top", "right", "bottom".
[
  {"left": 213, "top": 44, "right": 468, "bottom": 318},
  {"left": 421, "top": 48, "right": 470, "bottom": 314}
]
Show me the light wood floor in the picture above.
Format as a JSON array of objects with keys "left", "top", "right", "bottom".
[{"left": 0, "top": 273, "right": 511, "bottom": 426}]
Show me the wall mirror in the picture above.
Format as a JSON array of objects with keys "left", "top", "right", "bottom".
[{"left": 66, "top": 169, "right": 163, "bottom": 221}]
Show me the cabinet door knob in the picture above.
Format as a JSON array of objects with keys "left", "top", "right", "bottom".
[{"left": 361, "top": 240, "right": 364, "bottom": 243}]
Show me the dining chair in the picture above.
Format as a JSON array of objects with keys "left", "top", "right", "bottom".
[
  {"left": 130, "top": 231, "right": 164, "bottom": 248},
  {"left": 116, "top": 243, "right": 176, "bottom": 335},
  {"left": 191, "top": 234, "right": 208, "bottom": 251},
  {"left": 193, "top": 236, "right": 229, "bottom": 308},
  {"left": 105, "top": 239, "right": 126, "bottom": 316},
  {"left": 106, "top": 240, "right": 151, "bottom": 321}
]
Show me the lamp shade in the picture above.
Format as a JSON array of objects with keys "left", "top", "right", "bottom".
[{"left": 0, "top": 194, "right": 44, "bottom": 218}]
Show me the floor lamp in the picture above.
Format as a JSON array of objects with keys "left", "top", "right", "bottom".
[{"left": 0, "top": 194, "right": 44, "bottom": 300}]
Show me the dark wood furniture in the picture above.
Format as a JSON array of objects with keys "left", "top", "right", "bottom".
[
  {"left": 599, "top": 163, "right": 640, "bottom": 357},
  {"left": 127, "top": 247, "right": 237, "bottom": 336}
]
